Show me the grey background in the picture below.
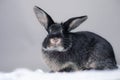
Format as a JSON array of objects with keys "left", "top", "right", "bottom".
[{"left": 0, "top": 0, "right": 120, "bottom": 72}]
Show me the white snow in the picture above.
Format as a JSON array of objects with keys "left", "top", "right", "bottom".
[{"left": 0, "top": 66, "right": 120, "bottom": 80}]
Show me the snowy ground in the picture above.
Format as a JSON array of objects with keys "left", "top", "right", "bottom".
[{"left": 0, "top": 66, "right": 120, "bottom": 80}]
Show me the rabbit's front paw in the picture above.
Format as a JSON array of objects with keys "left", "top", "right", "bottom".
[{"left": 58, "top": 67, "right": 74, "bottom": 72}]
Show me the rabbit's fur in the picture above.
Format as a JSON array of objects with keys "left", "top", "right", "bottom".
[{"left": 34, "top": 6, "right": 118, "bottom": 72}]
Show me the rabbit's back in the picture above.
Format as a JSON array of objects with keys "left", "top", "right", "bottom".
[{"left": 69, "top": 31, "right": 117, "bottom": 70}]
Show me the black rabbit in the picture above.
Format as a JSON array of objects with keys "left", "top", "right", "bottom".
[{"left": 34, "top": 6, "right": 118, "bottom": 72}]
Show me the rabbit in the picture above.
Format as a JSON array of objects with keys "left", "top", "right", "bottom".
[{"left": 34, "top": 6, "right": 118, "bottom": 72}]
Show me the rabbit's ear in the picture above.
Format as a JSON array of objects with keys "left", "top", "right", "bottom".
[
  {"left": 34, "top": 6, "right": 54, "bottom": 30},
  {"left": 63, "top": 16, "right": 88, "bottom": 31}
]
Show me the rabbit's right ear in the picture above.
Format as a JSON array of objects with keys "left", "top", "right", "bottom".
[
  {"left": 34, "top": 6, "right": 54, "bottom": 30},
  {"left": 63, "top": 16, "right": 88, "bottom": 31}
]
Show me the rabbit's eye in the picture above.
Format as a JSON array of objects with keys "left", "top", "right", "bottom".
[{"left": 49, "top": 29, "right": 52, "bottom": 33}]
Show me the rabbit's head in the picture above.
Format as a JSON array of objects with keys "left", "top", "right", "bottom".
[{"left": 34, "top": 6, "right": 87, "bottom": 52}]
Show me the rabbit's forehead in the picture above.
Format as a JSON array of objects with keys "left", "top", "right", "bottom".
[{"left": 49, "top": 24, "right": 63, "bottom": 30}]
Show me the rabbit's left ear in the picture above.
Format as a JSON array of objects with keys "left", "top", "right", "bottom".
[
  {"left": 34, "top": 6, "right": 54, "bottom": 30},
  {"left": 63, "top": 16, "right": 88, "bottom": 31}
]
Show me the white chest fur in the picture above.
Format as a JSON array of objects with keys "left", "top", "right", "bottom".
[
  {"left": 42, "top": 53, "right": 62, "bottom": 71},
  {"left": 42, "top": 52, "right": 79, "bottom": 72}
]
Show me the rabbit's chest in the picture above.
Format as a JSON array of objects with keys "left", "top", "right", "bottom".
[{"left": 42, "top": 52, "right": 65, "bottom": 71}]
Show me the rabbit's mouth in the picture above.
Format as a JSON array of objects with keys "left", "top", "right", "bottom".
[
  {"left": 42, "top": 43, "right": 70, "bottom": 52},
  {"left": 45, "top": 46, "right": 64, "bottom": 52},
  {"left": 42, "top": 43, "right": 72, "bottom": 52}
]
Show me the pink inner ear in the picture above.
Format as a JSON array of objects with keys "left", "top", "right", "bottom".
[
  {"left": 68, "top": 19, "right": 82, "bottom": 31},
  {"left": 36, "top": 10, "right": 48, "bottom": 29}
]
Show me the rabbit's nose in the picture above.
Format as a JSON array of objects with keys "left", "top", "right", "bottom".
[{"left": 50, "top": 38, "right": 61, "bottom": 45}]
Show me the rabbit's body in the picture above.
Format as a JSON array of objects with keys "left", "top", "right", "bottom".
[
  {"left": 34, "top": 6, "right": 118, "bottom": 72},
  {"left": 42, "top": 31, "right": 117, "bottom": 72}
]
